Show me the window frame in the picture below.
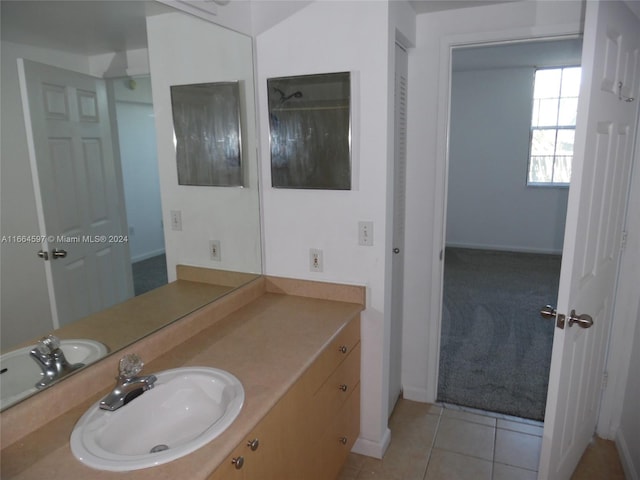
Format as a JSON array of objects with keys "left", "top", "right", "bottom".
[{"left": 526, "top": 65, "right": 581, "bottom": 188}]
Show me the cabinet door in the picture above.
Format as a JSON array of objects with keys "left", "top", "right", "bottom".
[
  {"left": 244, "top": 403, "right": 287, "bottom": 480},
  {"left": 207, "top": 409, "right": 284, "bottom": 480},
  {"left": 207, "top": 443, "right": 246, "bottom": 480}
]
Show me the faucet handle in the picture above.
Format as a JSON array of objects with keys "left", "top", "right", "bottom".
[
  {"left": 119, "top": 353, "right": 144, "bottom": 378},
  {"left": 35, "top": 334, "right": 61, "bottom": 355}
]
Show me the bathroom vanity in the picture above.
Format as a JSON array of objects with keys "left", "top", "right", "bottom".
[{"left": 0, "top": 273, "right": 363, "bottom": 479}]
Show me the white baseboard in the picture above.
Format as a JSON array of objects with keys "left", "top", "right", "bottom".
[
  {"left": 445, "top": 242, "right": 563, "bottom": 255},
  {"left": 131, "top": 248, "right": 166, "bottom": 264},
  {"left": 616, "top": 429, "right": 639, "bottom": 480},
  {"left": 401, "top": 385, "right": 430, "bottom": 403},
  {"left": 351, "top": 427, "right": 391, "bottom": 459}
]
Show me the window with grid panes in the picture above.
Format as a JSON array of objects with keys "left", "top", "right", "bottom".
[{"left": 528, "top": 66, "right": 581, "bottom": 186}]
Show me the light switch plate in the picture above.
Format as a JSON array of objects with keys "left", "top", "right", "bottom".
[{"left": 358, "top": 221, "right": 373, "bottom": 246}]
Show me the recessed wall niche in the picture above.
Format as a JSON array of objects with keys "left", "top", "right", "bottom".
[
  {"left": 268, "top": 72, "right": 351, "bottom": 190},
  {"left": 170, "top": 81, "right": 243, "bottom": 186}
]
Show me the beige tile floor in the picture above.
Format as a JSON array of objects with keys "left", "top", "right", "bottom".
[{"left": 338, "top": 398, "right": 625, "bottom": 480}]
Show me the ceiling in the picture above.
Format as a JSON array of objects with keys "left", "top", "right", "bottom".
[
  {"left": 6, "top": 0, "right": 637, "bottom": 58},
  {"left": 1, "top": 0, "right": 528, "bottom": 57},
  {"left": 0, "top": 1, "right": 174, "bottom": 56}
]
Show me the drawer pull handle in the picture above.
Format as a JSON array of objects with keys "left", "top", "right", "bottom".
[
  {"left": 339, "top": 345, "right": 348, "bottom": 354},
  {"left": 340, "top": 436, "right": 348, "bottom": 445},
  {"left": 247, "top": 438, "right": 260, "bottom": 451},
  {"left": 338, "top": 384, "right": 348, "bottom": 392},
  {"left": 232, "top": 456, "right": 244, "bottom": 469}
]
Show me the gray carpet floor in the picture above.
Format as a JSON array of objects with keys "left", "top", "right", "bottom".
[
  {"left": 437, "top": 247, "right": 561, "bottom": 421},
  {"left": 132, "top": 254, "right": 168, "bottom": 296}
]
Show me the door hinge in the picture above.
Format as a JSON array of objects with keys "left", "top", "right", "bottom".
[
  {"left": 621, "top": 230, "right": 628, "bottom": 251},
  {"left": 602, "top": 371, "right": 608, "bottom": 390}
]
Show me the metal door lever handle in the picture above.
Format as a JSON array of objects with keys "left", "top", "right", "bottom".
[
  {"left": 540, "top": 305, "right": 557, "bottom": 320},
  {"left": 568, "top": 310, "right": 594, "bottom": 329},
  {"left": 52, "top": 248, "right": 67, "bottom": 259},
  {"left": 541, "top": 305, "right": 593, "bottom": 329}
]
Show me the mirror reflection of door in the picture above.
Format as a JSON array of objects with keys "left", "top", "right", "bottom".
[
  {"left": 438, "top": 38, "right": 582, "bottom": 421},
  {"left": 19, "top": 61, "right": 165, "bottom": 329}
]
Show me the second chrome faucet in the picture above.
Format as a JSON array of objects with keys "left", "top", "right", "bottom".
[
  {"left": 29, "top": 335, "right": 84, "bottom": 389},
  {"left": 99, "top": 353, "right": 157, "bottom": 411}
]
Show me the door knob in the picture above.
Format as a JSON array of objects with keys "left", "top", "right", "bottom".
[
  {"left": 52, "top": 248, "right": 67, "bottom": 259},
  {"left": 541, "top": 306, "right": 593, "bottom": 329},
  {"left": 393, "top": 248, "right": 400, "bottom": 254},
  {"left": 568, "top": 310, "right": 594, "bottom": 329},
  {"left": 37, "top": 250, "right": 49, "bottom": 261},
  {"left": 540, "top": 305, "right": 557, "bottom": 320}
]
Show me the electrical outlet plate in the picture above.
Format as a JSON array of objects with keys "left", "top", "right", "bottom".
[
  {"left": 209, "top": 240, "right": 221, "bottom": 261},
  {"left": 309, "top": 248, "right": 323, "bottom": 272}
]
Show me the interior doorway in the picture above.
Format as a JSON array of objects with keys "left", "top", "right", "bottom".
[
  {"left": 437, "top": 38, "right": 582, "bottom": 421},
  {"left": 109, "top": 75, "right": 167, "bottom": 295}
]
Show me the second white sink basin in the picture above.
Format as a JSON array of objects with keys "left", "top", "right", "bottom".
[
  {"left": 70, "top": 366, "right": 244, "bottom": 471},
  {"left": 0, "top": 339, "right": 108, "bottom": 410}
]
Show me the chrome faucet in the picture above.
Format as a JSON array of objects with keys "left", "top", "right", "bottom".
[
  {"left": 29, "top": 335, "right": 84, "bottom": 389},
  {"left": 100, "top": 354, "right": 157, "bottom": 411}
]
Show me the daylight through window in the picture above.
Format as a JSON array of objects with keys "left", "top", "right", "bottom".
[{"left": 528, "top": 66, "right": 581, "bottom": 185}]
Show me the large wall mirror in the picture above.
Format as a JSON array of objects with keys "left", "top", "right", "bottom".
[{"left": 0, "top": 1, "right": 262, "bottom": 410}]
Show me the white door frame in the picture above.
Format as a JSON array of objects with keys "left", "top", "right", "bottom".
[
  {"left": 424, "top": 5, "right": 640, "bottom": 462},
  {"left": 425, "top": 26, "right": 584, "bottom": 403}
]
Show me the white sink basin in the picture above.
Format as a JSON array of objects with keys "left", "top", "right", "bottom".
[
  {"left": 0, "top": 339, "right": 108, "bottom": 410},
  {"left": 70, "top": 366, "right": 244, "bottom": 471}
]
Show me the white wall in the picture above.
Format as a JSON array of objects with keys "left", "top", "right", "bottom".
[
  {"left": 447, "top": 65, "right": 568, "bottom": 254},
  {"left": 146, "top": 12, "right": 261, "bottom": 280},
  {"left": 111, "top": 76, "right": 165, "bottom": 262},
  {"left": 256, "top": 0, "right": 410, "bottom": 458},
  {"left": 0, "top": 41, "right": 92, "bottom": 349},
  {"left": 402, "top": 0, "right": 584, "bottom": 403},
  {"left": 618, "top": 300, "right": 640, "bottom": 479}
]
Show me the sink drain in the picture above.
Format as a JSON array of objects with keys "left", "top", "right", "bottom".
[{"left": 150, "top": 444, "right": 170, "bottom": 453}]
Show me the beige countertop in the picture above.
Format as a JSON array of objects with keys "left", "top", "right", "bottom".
[
  {"left": 3, "top": 266, "right": 259, "bottom": 356},
  {"left": 0, "top": 278, "right": 363, "bottom": 479}
]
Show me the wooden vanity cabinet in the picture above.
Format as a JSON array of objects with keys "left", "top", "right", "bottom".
[{"left": 208, "top": 315, "right": 360, "bottom": 480}]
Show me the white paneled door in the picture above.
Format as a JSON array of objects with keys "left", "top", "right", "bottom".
[
  {"left": 539, "top": 1, "right": 640, "bottom": 478},
  {"left": 389, "top": 42, "right": 409, "bottom": 416},
  {"left": 18, "top": 59, "right": 133, "bottom": 329}
]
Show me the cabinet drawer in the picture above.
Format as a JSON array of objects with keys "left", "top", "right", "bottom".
[
  {"left": 303, "top": 315, "right": 360, "bottom": 394},
  {"left": 310, "top": 383, "right": 361, "bottom": 480},
  {"left": 310, "top": 342, "right": 360, "bottom": 433}
]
